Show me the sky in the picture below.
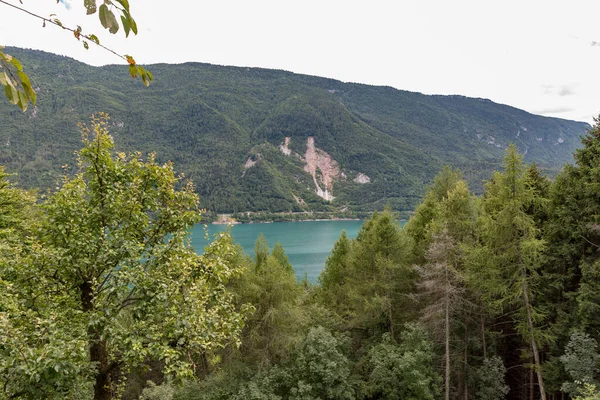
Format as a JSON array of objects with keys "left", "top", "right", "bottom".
[{"left": 1, "top": 0, "right": 599, "bottom": 123}]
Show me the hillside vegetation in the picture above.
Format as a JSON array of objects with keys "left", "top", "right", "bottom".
[
  {"left": 5, "top": 116, "right": 600, "bottom": 400},
  {"left": 0, "top": 47, "right": 589, "bottom": 213}
]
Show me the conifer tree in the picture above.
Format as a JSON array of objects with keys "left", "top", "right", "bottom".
[
  {"left": 415, "top": 177, "right": 476, "bottom": 400},
  {"left": 405, "top": 166, "right": 464, "bottom": 262},
  {"left": 345, "top": 210, "right": 415, "bottom": 338},
  {"left": 418, "top": 231, "right": 462, "bottom": 400},
  {"left": 318, "top": 230, "right": 351, "bottom": 309},
  {"left": 468, "top": 144, "right": 549, "bottom": 399},
  {"left": 235, "top": 236, "right": 303, "bottom": 368}
]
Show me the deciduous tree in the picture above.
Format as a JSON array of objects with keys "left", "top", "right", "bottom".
[{"left": 2, "top": 114, "right": 247, "bottom": 399}]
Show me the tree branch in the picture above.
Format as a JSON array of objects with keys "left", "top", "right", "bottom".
[{"left": 0, "top": 0, "right": 127, "bottom": 63}]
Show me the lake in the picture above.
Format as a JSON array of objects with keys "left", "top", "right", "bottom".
[{"left": 189, "top": 220, "right": 365, "bottom": 283}]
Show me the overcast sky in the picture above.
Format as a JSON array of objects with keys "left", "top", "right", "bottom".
[{"left": 1, "top": 0, "right": 599, "bottom": 123}]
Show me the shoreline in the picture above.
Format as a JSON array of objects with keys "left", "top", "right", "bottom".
[
  {"left": 209, "top": 210, "right": 412, "bottom": 225},
  {"left": 211, "top": 217, "right": 363, "bottom": 225}
]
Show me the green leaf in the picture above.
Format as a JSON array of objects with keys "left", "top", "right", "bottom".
[
  {"left": 84, "top": 0, "right": 97, "bottom": 15},
  {"left": 138, "top": 67, "right": 149, "bottom": 86},
  {"left": 23, "top": 82, "right": 36, "bottom": 104},
  {"left": 120, "top": 15, "right": 130, "bottom": 38},
  {"left": 17, "top": 90, "right": 28, "bottom": 111},
  {"left": 17, "top": 71, "right": 30, "bottom": 87},
  {"left": 99, "top": 4, "right": 119, "bottom": 34},
  {"left": 88, "top": 34, "right": 100, "bottom": 44},
  {"left": 129, "top": 15, "right": 138, "bottom": 35},
  {"left": 10, "top": 57, "right": 23, "bottom": 72},
  {"left": 114, "top": 0, "right": 130, "bottom": 11},
  {"left": 83, "top": 41, "right": 89, "bottom": 50},
  {"left": 4, "top": 84, "right": 18, "bottom": 105},
  {"left": 128, "top": 64, "right": 138, "bottom": 78},
  {"left": 0, "top": 71, "right": 9, "bottom": 86}
]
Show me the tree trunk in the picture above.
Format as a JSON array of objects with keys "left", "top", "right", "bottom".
[
  {"left": 81, "top": 279, "right": 113, "bottom": 400},
  {"left": 522, "top": 278, "right": 546, "bottom": 400},
  {"left": 91, "top": 338, "right": 112, "bottom": 400},
  {"left": 464, "top": 319, "right": 469, "bottom": 400},
  {"left": 530, "top": 358, "right": 534, "bottom": 400},
  {"left": 481, "top": 315, "right": 487, "bottom": 360},
  {"left": 445, "top": 292, "right": 451, "bottom": 400}
]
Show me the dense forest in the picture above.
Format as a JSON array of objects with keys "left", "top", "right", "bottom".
[
  {"left": 3, "top": 112, "right": 600, "bottom": 400},
  {"left": 0, "top": 48, "right": 589, "bottom": 214}
]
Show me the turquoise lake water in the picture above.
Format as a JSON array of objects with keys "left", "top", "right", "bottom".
[{"left": 189, "top": 220, "right": 365, "bottom": 283}]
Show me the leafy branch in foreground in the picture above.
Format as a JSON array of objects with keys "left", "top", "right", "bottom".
[{"left": 0, "top": 0, "right": 152, "bottom": 111}]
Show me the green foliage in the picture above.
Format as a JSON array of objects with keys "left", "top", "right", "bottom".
[
  {"left": 404, "top": 166, "right": 467, "bottom": 261},
  {"left": 1, "top": 114, "right": 248, "bottom": 399},
  {"left": 362, "top": 325, "right": 441, "bottom": 400},
  {"left": 254, "top": 234, "right": 270, "bottom": 271},
  {"left": 577, "top": 260, "right": 600, "bottom": 333},
  {"left": 140, "top": 382, "right": 175, "bottom": 400},
  {"left": 318, "top": 230, "right": 351, "bottom": 307},
  {"left": 324, "top": 210, "right": 415, "bottom": 337},
  {"left": 233, "top": 235, "right": 303, "bottom": 368},
  {"left": 0, "top": 48, "right": 36, "bottom": 111},
  {"left": 468, "top": 145, "right": 546, "bottom": 318},
  {"left": 473, "top": 357, "right": 509, "bottom": 400},
  {"left": 1, "top": 1, "right": 151, "bottom": 111},
  {"left": 282, "top": 327, "right": 354, "bottom": 400},
  {"left": 560, "top": 332, "right": 600, "bottom": 396},
  {"left": 0, "top": 166, "right": 90, "bottom": 398},
  {"left": 545, "top": 117, "right": 600, "bottom": 292},
  {"left": 272, "top": 242, "right": 293, "bottom": 273},
  {"left": 574, "top": 384, "right": 600, "bottom": 400},
  {"left": 465, "top": 144, "right": 551, "bottom": 398},
  {"left": 0, "top": 48, "right": 588, "bottom": 214}
]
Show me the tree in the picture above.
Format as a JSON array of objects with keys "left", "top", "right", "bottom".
[
  {"left": 473, "top": 356, "right": 509, "bottom": 400},
  {"left": 0, "top": 0, "right": 151, "bottom": 111},
  {"left": 573, "top": 384, "right": 600, "bottom": 400},
  {"left": 2, "top": 114, "right": 248, "bottom": 399},
  {"left": 545, "top": 116, "right": 600, "bottom": 297},
  {"left": 363, "top": 324, "right": 441, "bottom": 400},
  {"left": 408, "top": 170, "right": 476, "bottom": 400},
  {"left": 0, "top": 169, "right": 90, "bottom": 399},
  {"left": 468, "top": 144, "right": 549, "bottom": 400},
  {"left": 254, "top": 234, "right": 270, "bottom": 271},
  {"left": 234, "top": 236, "right": 303, "bottom": 369},
  {"left": 417, "top": 231, "right": 464, "bottom": 400},
  {"left": 284, "top": 327, "right": 354, "bottom": 400},
  {"left": 271, "top": 243, "right": 293, "bottom": 274},
  {"left": 560, "top": 332, "right": 600, "bottom": 396},
  {"left": 404, "top": 166, "right": 464, "bottom": 263},
  {"left": 342, "top": 210, "right": 415, "bottom": 338},
  {"left": 318, "top": 230, "right": 351, "bottom": 308}
]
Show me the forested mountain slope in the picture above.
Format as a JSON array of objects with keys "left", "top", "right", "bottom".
[{"left": 0, "top": 47, "right": 589, "bottom": 213}]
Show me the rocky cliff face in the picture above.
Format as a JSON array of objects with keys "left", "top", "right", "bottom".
[
  {"left": 303, "top": 137, "right": 340, "bottom": 201},
  {"left": 279, "top": 137, "right": 341, "bottom": 201}
]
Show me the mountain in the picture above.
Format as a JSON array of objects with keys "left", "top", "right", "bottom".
[{"left": 0, "top": 47, "right": 590, "bottom": 213}]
